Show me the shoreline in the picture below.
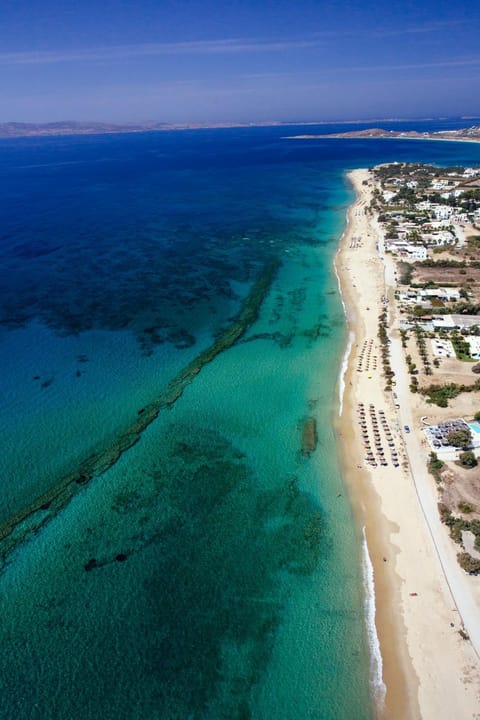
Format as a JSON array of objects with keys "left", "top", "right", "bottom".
[
  {"left": 334, "top": 168, "right": 480, "bottom": 719},
  {"left": 287, "top": 134, "right": 480, "bottom": 144}
]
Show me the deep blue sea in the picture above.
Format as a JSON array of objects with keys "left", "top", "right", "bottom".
[{"left": 1, "top": 121, "right": 480, "bottom": 720}]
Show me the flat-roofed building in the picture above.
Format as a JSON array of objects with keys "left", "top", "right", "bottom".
[
  {"left": 431, "top": 338, "right": 455, "bottom": 357},
  {"left": 432, "top": 315, "right": 480, "bottom": 331},
  {"left": 466, "top": 335, "right": 480, "bottom": 359}
]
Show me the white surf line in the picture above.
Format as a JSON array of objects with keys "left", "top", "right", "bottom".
[
  {"left": 362, "top": 526, "right": 386, "bottom": 710},
  {"left": 338, "top": 328, "right": 354, "bottom": 417},
  {"left": 334, "top": 204, "right": 353, "bottom": 417}
]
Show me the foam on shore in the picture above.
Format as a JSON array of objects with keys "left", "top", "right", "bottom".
[
  {"left": 334, "top": 225, "right": 353, "bottom": 418},
  {"left": 338, "top": 328, "right": 354, "bottom": 417},
  {"left": 361, "top": 526, "right": 386, "bottom": 709}
]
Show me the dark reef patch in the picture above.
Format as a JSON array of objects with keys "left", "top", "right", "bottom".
[
  {"left": 129, "top": 430, "right": 322, "bottom": 716},
  {"left": 0, "top": 425, "right": 323, "bottom": 720},
  {"left": 0, "top": 259, "right": 279, "bottom": 564},
  {"left": 0, "top": 219, "right": 281, "bottom": 355},
  {"left": 301, "top": 417, "right": 318, "bottom": 456},
  {"left": 72, "top": 427, "right": 324, "bottom": 718}
]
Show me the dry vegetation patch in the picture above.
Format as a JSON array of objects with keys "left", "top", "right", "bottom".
[
  {"left": 440, "top": 464, "right": 480, "bottom": 519},
  {"left": 414, "top": 266, "right": 480, "bottom": 285}
]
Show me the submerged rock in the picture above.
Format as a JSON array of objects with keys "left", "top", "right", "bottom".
[{"left": 301, "top": 417, "right": 318, "bottom": 455}]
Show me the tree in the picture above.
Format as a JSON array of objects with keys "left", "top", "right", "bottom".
[
  {"left": 459, "top": 451, "right": 478, "bottom": 468},
  {"left": 446, "top": 428, "right": 472, "bottom": 449},
  {"left": 474, "top": 411, "right": 480, "bottom": 421}
]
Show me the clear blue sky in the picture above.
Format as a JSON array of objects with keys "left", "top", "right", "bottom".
[{"left": 1, "top": 0, "right": 479, "bottom": 123}]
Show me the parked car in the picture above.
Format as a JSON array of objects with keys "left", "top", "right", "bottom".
[{"left": 404, "top": 425, "right": 410, "bottom": 433}]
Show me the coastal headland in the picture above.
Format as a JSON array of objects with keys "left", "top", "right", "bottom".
[
  {"left": 336, "top": 167, "right": 480, "bottom": 719},
  {"left": 288, "top": 126, "right": 480, "bottom": 143}
]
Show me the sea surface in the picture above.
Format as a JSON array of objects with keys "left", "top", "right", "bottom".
[{"left": 1, "top": 122, "right": 480, "bottom": 720}]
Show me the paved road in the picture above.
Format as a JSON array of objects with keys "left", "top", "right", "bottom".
[{"left": 385, "top": 265, "right": 480, "bottom": 657}]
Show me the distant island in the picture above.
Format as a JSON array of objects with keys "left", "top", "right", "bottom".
[
  {"left": 0, "top": 120, "right": 292, "bottom": 138},
  {"left": 2, "top": 120, "right": 480, "bottom": 140},
  {"left": 0, "top": 120, "right": 291, "bottom": 138},
  {"left": 286, "top": 126, "right": 480, "bottom": 142}
]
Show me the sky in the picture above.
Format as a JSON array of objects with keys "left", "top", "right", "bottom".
[{"left": 1, "top": 0, "right": 480, "bottom": 124}]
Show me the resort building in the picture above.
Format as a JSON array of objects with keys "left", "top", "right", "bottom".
[
  {"left": 432, "top": 315, "right": 480, "bottom": 331},
  {"left": 424, "top": 418, "right": 480, "bottom": 459},
  {"left": 466, "top": 336, "right": 480, "bottom": 359},
  {"left": 430, "top": 338, "right": 455, "bottom": 357},
  {"left": 420, "top": 288, "right": 461, "bottom": 302}
]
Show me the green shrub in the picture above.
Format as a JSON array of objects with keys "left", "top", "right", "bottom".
[
  {"left": 421, "top": 380, "right": 480, "bottom": 407},
  {"left": 449, "top": 520, "right": 465, "bottom": 543},
  {"left": 458, "top": 501, "right": 474, "bottom": 513},
  {"left": 457, "top": 552, "right": 480, "bottom": 575},
  {"left": 429, "top": 452, "right": 444, "bottom": 472},
  {"left": 459, "top": 451, "right": 478, "bottom": 468}
]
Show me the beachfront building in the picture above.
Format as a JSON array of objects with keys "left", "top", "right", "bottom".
[
  {"left": 424, "top": 418, "right": 480, "bottom": 459},
  {"left": 386, "top": 240, "right": 428, "bottom": 259},
  {"left": 400, "top": 288, "right": 461, "bottom": 306},
  {"left": 421, "top": 288, "right": 461, "bottom": 302}
]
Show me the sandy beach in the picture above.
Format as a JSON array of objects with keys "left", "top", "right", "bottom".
[{"left": 335, "top": 169, "right": 480, "bottom": 719}]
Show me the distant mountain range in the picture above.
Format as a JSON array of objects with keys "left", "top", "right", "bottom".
[{"left": 286, "top": 126, "right": 480, "bottom": 142}]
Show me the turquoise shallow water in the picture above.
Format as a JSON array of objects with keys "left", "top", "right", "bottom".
[{"left": 2, "top": 124, "right": 480, "bottom": 719}]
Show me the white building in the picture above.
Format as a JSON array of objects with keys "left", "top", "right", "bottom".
[
  {"left": 405, "top": 245, "right": 428, "bottom": 260},
  {"left": 420, "top": 288, "right": 461, "bottom": 302},
  {"left": 433, "top": 205, "right": 452, "bottom": 220},
  {"left": 424, "top": 230, "right": 455, "bottom": 246},
  {"left": 431, "top": 338, "right": 455, "bottom": 357},
  {"left": 416, "top": 200, "right": 432, "bottom": 211},
  {"left": 432, "top": 315, "right": 480, "bottom": 331},
  {"left": 382, "top": 190, "right": 396, "bottom": 203},
  {"left": 440, "top": 188, "right": 462, "bottom": 200},
  {"left": 466, "top": 336, "right": 480, "bottom": 359},
  {"left": 386, "top": 240, "right": 428, "bottom": 259}
]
